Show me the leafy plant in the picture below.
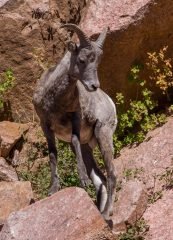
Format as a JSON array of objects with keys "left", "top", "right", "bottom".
[
  {"left": 168, "top": 105, "right": 173, "bottom": 114},
  {"left": 118, "top": 218, "right": 149, "bottom": 240},
  {"left": 147, "top": 46, "right": 173, "bottom": 100},
  {"left": 114, "top": 64, "right": 166, "bottom": 155},
  {"left": 18, "top": 139, "right": 98, "bottom": 200},
  {"left": 19, "top": 162, "right": 50, "bottom": 199},
  {"left": 0, "top": 69, "right": 15, "bottom": 109},
  {"left": 57, "top": 141, "right": 80, "bottom": 188},
  {"left": 58, "top": 141, "right": 100, "bottom": 201},
  {"left": 148, "top": 190, "right": 163, "bottom": 204},
  {"left": 123, "top": 167, "right": 144, "bottom": 181},
  {"left": 158, "top": 167, "right": 173, "bottom": 189}
]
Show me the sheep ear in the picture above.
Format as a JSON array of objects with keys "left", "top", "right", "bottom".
[
  {"left": 67, "top": 41, "right": 77, "bottom": 52},
  {"left": 95, "top": 27, "right": 108, "bottom": 49}
]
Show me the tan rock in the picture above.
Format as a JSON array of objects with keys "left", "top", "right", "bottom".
[
  {"left": 0, "top": 181, "right": 33, "bottom": 225},
  {"left": 112, "top": 180, "right": 147, "bottom": 235},
  {"left": 81, "top": 0, "right": 173, "bottom": 102},
  {"left": 0, "top": 121, "right": 29, "bottom": 158},
  {"left": 144, "top": 190, "right": 173, "bottom": 240},
  {"left": 25, "top": 124, "right": 46, "bottom": 145},
  {"left": 0, "top": 0, "right": 86, "bottom": 121},
  {"left": 16, "top": 124, "right": 48, "bottom": 171},
  {"left": 0, "top": 157, "right": 18, "bottom": 181},
  {"left": 0, "top": 187, "right": 113, "bottom": 240}
]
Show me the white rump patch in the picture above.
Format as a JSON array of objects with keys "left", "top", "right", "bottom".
[{"left": 90, "top": 169, "right": 107, "bottom": 212}]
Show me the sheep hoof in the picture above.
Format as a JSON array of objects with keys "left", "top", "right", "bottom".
[
  {"left": 80, "top": 176, "right": 91, "bottom": 188},
  {"left": 48, "top": 183, "right": 60, "bottom": 196}
]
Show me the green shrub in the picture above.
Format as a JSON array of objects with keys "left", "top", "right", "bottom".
[
  {"left": 123, "top": 167, "right": 144, "bottom": 181},
  {"left": 0, "top": 69, "right": 15, "bottom": 109},
  {"left": 148, "top": 190, "right": 163, "bottom": 204},
  {"left": 19, "top": 163, "right": 50, "bottom": 199},
  {"left": 159, "top": 167, "right": 173, "bottom": 189},
  {"left": 114, "top": 63, "right": 166, "bottom": 155},
  {"left": 18, "top": 140, "right": 97, "bottom": 200},
  {"left": 118, "top": 218, "right": 149, "bottom": 240},
  {"left": 57, "top": 141, "right": 80, "bottom": 188}
]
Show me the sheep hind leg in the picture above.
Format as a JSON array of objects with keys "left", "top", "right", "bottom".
[
  {"left": 94, "top": 121, "right": 116, "bottom": 220},
  {"left": 81, "top": 144, "right": 107, "bottom": 213},
  {"left": 71, "top": 112, "right": 90, "bottom": 187},
  {"left": 70, "top": 141, "right": 90, "bottom": 187},
  {"left": 41, "top": 121, "right": 60, "bottom": 195}
]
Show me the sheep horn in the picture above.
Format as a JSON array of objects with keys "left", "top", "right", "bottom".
[{"left": 61, "top": 23, "right": 91, "bottom": 48}]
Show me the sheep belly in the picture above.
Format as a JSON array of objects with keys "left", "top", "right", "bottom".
[{"left": 50, "top": 114, "right": 93, "bottom": 143}]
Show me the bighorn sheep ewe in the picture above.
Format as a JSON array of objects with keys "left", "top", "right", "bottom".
[{"left": 33, "top": 24, "right": 117, "bottom": 219}]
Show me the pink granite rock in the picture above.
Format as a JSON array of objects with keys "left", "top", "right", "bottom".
[
  {"left": 112, "top": 180, "right": 147, "bottom": 235},
  {"left": 144, "top": 190, "right": 173, "bottom": 240},
  {"left": 0, "top": 187, "right": 114, "bottom": 240},
  {"left": 81, "top": 0, "right": 173, "bottom": 103},
  {"left": 114, "top": 117, "right": 173, "bottom": 191}
]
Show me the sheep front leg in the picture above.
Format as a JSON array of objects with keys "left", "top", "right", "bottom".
[
  {"left": 95, "top": 120, "right": 116, "bottom": 220},
  {"left": 71, "top": 112, "right": 90, "bottom": 187},
  {"left": 41, "top": 121, "right": 60, "bottom": 195}
]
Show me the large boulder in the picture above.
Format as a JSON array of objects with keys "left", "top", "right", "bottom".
[
  {"left": 144, "top": 190, "right": 173, "bottom": 240},
  {"left": 0, "top": 187, "right": 113, "bottom": 240},
  {"left": 113, "top": 116, "right": 173, "bottom": 238},
  {"left": 0, "top": 121, "right": 29, "bottom": 158},
  {"left": 80, "top": 0, "right": 173, "bottom": 102},
  {"left": 113, "top": 116, "right": 173, "bottom": 190},
  {"left": 112, "top": 180, "right": 147, "bottom": 235},
  {"left": 0, "top": 181, "right": 33, "bottom": 225},
  {"left": 0, "top": 0, "right": 86, "bottom": 121}
]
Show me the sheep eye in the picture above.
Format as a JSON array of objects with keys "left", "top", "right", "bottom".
[{"left": 79, "top": 58, "right": 85, "bottom": 64}]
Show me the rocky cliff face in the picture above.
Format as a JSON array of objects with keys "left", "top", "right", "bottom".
[
  {"left": 1, "top": 0, "right": 173, "bottom": 121},
  {"left": 81, "top": 0, "right": 173, "bottom": 102},
  {"left": 0, "top": 0, "right": 86, "bottom": 121}
]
